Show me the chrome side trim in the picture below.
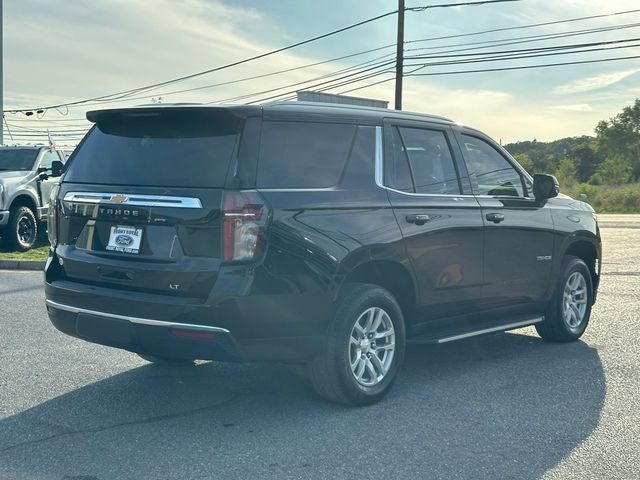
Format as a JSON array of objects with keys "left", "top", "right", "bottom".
[
  {"left": 45, "top": 299, "right": 230, "bottom": 334},
  {"left": 436, "top": 317, "right": 543, "bottom": 344},
  {"left": 63, "top": 192, "right": 203, "bottom": 209},
  {"left": 374, "top": 126, "right": 383, "bottom": 187}
]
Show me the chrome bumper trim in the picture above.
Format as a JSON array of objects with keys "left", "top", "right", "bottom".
[{"left": 45, "top": 299, "right": 230, "bottom": 334}]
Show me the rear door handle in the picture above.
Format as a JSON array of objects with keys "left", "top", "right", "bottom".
[
  {"left": 485, "top": 212, "right": 505, "bottom": 224},
  {"left": 406, "top": 214, "right": 431, "bottom": 225}
]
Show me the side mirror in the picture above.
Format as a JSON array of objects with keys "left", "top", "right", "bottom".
[
  {"left": 533, "top": 173, "right": 559, "bottom": 202},
  {"left": 51, "top": 160, "right": 64, "bottom": 177}
]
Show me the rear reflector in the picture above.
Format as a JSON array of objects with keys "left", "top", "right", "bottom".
[{"left": 169, "top": 329, "right": 215, "bottom": 341}]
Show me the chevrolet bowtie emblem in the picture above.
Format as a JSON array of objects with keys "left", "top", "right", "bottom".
[{"left": 110, "top": 194, "right": 129, "bottom": 204}]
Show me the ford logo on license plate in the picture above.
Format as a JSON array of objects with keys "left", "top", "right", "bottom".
[{"left": 115, "top": 234, "right": 134, "bottom": 246}]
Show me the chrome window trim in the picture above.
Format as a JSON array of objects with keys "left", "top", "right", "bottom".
[
  {"left": 63, "top": 192, "right": 202, "bottom": 209},
  {"left": 45, "top": 299, "right": 230, "bottom": 334},
  {"left": 374, "top": 125, "right": 475, "bottom": 199}
]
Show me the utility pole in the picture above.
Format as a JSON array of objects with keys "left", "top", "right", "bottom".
[
  {"left": 1, "top": 0, "right": 4, "bottom": 145},
  {"left": 394, "top": 0, "right": 405, "bottom": 110}
]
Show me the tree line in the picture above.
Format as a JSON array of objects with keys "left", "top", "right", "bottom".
[{"left": 505, "top": 98, "right": 640, "bottom": 188}]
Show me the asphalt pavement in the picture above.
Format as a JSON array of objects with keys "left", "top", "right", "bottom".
[{"left": 0, "top": 215, "right": 638, "bottom": 479}]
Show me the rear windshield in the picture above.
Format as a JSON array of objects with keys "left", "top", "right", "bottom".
[
  {"left": 64, "top": 110, "right": 242, "bottom": 187},
  {"left": 0, "top": 149, "right": 38, "bottom": 171}
]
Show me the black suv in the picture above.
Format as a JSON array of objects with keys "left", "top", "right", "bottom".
[{"left": 44, "top": 103, "right": 601, "bottom": 405}]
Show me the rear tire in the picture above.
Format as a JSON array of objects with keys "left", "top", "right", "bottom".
[
  {"left": 137, "top": 353, "right": 195, "bottom": 366},
  {"left": 4, "top": 205, "right": 38, "bottom": 251},
  {"left": 536, "top": 256, "right": 593, "bottom": 342},
  {"left": 309, "top": 283, "right": 405, "bottom": 406}
]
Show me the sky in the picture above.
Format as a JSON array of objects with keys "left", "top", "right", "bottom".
[{"left": 3, "top": 0, "right": 640, "bottom": 145}]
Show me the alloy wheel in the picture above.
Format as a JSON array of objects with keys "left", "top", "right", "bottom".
[
  {"left": 349, "top": 306, "right": 395, "bottom": 387},
  {"left": 562, "top": 271, "right": 588, "bottom": 330}
]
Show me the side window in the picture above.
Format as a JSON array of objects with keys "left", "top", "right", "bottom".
[
  {"left": 258, "top": 121, "right": 357, "bottom": 188},
  {"left": 39, "top": 150, "right": 58, "bottom": 170},
  {"left": 460, "top": 135, "right": 525, "bottom": 197},
  {"left": 385, "top": 126, "right": 461, "bottom": 195},
  {"left": 385, "top": 127, "right": 413, "bottom": 192}
]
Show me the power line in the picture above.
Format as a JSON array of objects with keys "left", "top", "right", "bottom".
[
  {"left": 405, "top": 42, "right": 640, "bottom": 71},
  {"left": 6, "top": 4, "right": 639, "bottom": 115},
  {"left": 406, "top": 22, "right": 640, "bottom": 57},
  {"left": 1, "top": 1, "right": 524, "bottom": 114},
  {"left": 408, "top": 0, "right": 521, "bottom": 11},
  {"left": 405, "top": 8, "right": 640, "bottom": 46},
  {"left": 405, "top": 53, "right": 640, "bottom": 76},
  {"left": 4, "top": 9, "right": 400, "bottom": 114},
  {"left": 206, "top": 61, "right": 395, "bottom": 105},
  {"left": 405, "top": 36, "right": 640, "bottom": 61}
]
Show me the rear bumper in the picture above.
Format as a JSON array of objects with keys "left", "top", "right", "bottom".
[{"left": 46, "top": 299, "right": 242, "bottom": 361}]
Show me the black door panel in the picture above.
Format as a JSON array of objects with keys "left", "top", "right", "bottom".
[
  {"left": 383, "top": 121, "right": 485, "bottom": 324},
  {"left": 455, "top": 132, "right": 554, "bottom": 316}
]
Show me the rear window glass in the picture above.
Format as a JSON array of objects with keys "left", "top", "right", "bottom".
[
  {"left": 258, "top": 121, "right": 356, "bottom": 188},
  {"left": 64, "top": 110, "right": 242, "bottom": 187}
]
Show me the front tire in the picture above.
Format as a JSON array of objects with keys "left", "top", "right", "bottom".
[
  {"left": 309, "top": 283, "right": 405, "bottom": 406},
  {"left": 536, "top": 256, "right": 593, "bottom": 342},
  {"left": 4, "top": 205, "right": 38, "bottom": 251}
]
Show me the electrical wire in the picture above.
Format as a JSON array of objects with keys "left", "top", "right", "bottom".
[
  {"left": 4, "top": 9, "right": 400, "bottom": 114},
  {"left": 405, "top": 53, "right": 640, "bottom": 76}
]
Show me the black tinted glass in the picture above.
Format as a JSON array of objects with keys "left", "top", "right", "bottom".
[
  {"left": 258, "top": 121, "right": 356, "bottom": 188},
  {"left": 398, "top": 127, "right": 460, "bottom": 195},
  {"left": 64, "top": 110, "right": 242, "bottom": 187},
  {"left": 0, "top": 149, "right": 38, "bottom": 171},
  {"left": 385, "top": 127, "right": 414, "bottom": 192},
  {"left": 461, "top": 135, "right": 524, "bottom": 197}
]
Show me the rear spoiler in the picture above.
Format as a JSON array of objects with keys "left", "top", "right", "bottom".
[{"left": 86, "top": 104, "right": 262, "bottom": 124}]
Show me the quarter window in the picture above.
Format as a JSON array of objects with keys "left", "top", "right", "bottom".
[
  {"left": 460, "top": 135, "right": 525, "bottom": 197},
  {"left": 258, "top": 121, "right": 356, "bottom": 188}
]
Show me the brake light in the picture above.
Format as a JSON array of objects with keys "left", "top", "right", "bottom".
[
  {"left": 222, "top": 191, "right": 269, "bottom": 262},
  {"left": 47, "top": 183, "right": 60, "bottom": 247}
]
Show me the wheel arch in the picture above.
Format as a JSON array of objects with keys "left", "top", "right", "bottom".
[
  {"left": 338, "top": 260, "right": 417, "bottom": 323},
  {"left": 562, "top": 238, "right": 599, "bottom": 293},
  {"left": 10, "top": 193, "right": 39, "bottom": 215}
]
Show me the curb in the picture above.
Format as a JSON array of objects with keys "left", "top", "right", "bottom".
[{"left": 0, "top": 259, "right": 46, "bottom": 271}]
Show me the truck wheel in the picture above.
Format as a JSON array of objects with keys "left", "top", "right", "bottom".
[
  {"left": 536, "top": 256, "right": 593, "bottom": 342},
  {"left": 4, "top": 206, "right": 38, "bottom": 251},
  {"left": 309, "top": 283, "right": 405, "bottom": 406}
]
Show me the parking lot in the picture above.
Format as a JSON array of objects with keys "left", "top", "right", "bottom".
[{"left": 0, "top": 215, "right": 638, "bottom": 480}]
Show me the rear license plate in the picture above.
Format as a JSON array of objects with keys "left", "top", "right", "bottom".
[{"left": 106, "top": 225, "right": 143, "bottom": 254}]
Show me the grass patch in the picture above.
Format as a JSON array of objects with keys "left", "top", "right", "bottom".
[
  {"left": 0, "top": 242, "right": 50, "bottom": 261},
  {"left": 564, "top": 183, "right": 640, "bottom": 213}
]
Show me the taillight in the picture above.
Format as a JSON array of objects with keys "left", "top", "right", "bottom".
[
  {"left": 47, "top": 183, "right": 60, "bottom": 247},
  {"left": 222, "top": 191, "right": 269, "bottom": 262}
]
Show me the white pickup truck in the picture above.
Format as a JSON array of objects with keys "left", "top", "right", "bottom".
[{"left": 0, "top": 145, "right": 66, "bottom": 251}]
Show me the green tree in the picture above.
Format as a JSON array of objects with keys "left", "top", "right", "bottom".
[
  {"left": 555, "top": 157, "right": 578, "bottom": 188},
  {"left": 570, "top": 141, "right": 601, "bottom": 182},
  {"left": 514, "top": 153, "right": 534, "bottom": 173},
  {"left": 590, "top": 155, "right": 632, "bottom": 185},
  {"left": 596, "top": 99, "right": 640, "bottom": 181}
]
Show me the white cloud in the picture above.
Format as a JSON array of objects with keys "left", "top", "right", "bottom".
[
  {"left": 553, "top": 69, "right": 639, "bottom": 95},
  {"left": 550, "top": 104, "right": 593, "bottom": 112}
]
